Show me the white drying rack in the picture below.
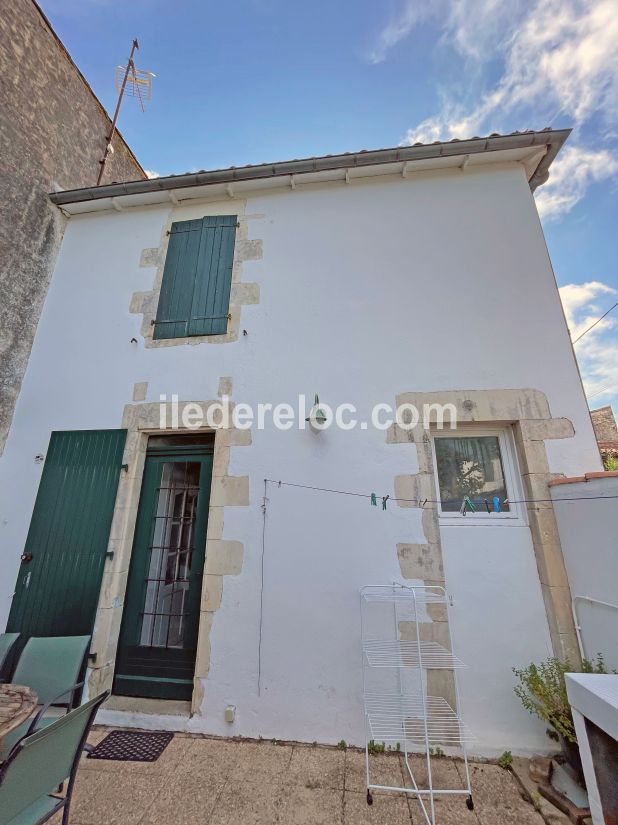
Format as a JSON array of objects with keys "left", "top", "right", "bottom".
[{"left": 360, "top": 583, "right": 474, "bottom": 824}]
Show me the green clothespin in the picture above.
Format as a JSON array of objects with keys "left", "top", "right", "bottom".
[
  {"left": 370, "top": 493, "right": 377, "bottom": 506},
  {"left": 382, "top": 494, "right": 389, "bottom": 510},
  {"left": 464, "top": 495, "right": 476, "bottom": 512}
]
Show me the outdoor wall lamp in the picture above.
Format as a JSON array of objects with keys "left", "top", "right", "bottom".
[{"left": 306, "top": 394, "right": 328, "bottom": 433}]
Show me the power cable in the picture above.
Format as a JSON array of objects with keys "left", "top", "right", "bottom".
[{"left": 572, "top": 300, "right": 618, "bottom": 344}]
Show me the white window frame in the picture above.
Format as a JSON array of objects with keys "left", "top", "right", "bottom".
[{"left": 431, "top": 426, "right": 526, "bottom": 525}]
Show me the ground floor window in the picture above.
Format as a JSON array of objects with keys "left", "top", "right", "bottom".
[{"left": 432, "top": 427, "right": 523, "bottom": 522}]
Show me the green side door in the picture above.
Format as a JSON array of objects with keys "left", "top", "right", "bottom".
[
  {"left": 7, "top": 430, "right": 127, "bottom": 647},
  {"left": 113, "top": 438, "right": 213, "bottom": 701}
]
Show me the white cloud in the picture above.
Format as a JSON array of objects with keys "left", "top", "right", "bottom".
[
  {"left": 144, "top": 169, "right": 160, "bottom": 179},
  {"left": 535, "top": 147, "right": 618, "bottom": 220},
  {"left": 368, "top": 2, "right": 435, "bottom": 64},
  {"left": 384, "top": 0, "right": 618, "bottom": 217},
  {"left": 369, "top": 0, "right": 527, "bottom": 65},
  {"left": 395, "top": 0, "right": 618, "bottom": 132},
  {"left": 442, "top": 0, "right": 528, "bottom": 61},
  {"left": 559, "top": 281, "right": 618, "bottom": 404},
  {"left": 560, "top": 281, "right": 616, "bottom": 337}
]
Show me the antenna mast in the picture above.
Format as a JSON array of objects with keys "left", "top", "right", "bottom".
[{"left": 97, "top": 38, "right": 154, "bottom": 186}]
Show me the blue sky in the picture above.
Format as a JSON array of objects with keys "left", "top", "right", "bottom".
[{"left": 41, "top": 0, "right": 618, "bottom": 419}]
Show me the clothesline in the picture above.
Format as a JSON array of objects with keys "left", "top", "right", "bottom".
[{"left": 263, "top": 478, "right": 618, "bottom": 508}]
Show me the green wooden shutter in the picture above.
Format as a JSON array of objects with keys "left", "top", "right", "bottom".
[
  {"left": 7, "top": 430, "right": 127, "bottom": 643},
  {"left": 154, "top": 219, "right": 203, "bottom": 340},
  {"left": 153, "top": 215, "right": 237, "bottom": 339}
]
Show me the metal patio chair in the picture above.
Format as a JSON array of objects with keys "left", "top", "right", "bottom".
[
  {"left": 0, "top": 637, "right": 91, "bottom": 761},
  {"left": 0, "top": 634, "right": 20, "bottom": 682},
  {"left": 0, "top": 691, "right": 109, "bottom": 825}
]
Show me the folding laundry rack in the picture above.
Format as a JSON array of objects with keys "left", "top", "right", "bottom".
[{"left": 360, "top": 583, "right": 474, "bottom": 824}]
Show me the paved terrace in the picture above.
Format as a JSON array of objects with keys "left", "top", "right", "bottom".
[{"left": 55, "top": 728, "right": 546, "bottom": 825}]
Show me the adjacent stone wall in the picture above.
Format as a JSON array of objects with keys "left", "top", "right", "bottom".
[
  {"left": 590, "top": 407, "right": 618, "bottom": 465},
  {"left": 590, "top": 407, "right": 618, "bottom": 444},
  {"left": 0, "top": 0, "right": 144, "bottom": 454}
]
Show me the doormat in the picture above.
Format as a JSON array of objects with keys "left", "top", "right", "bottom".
[{"left": 87, "top": 730, "right": 174, "bottom": 762}]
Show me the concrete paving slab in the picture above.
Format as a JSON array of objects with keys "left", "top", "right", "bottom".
[
  {"left": 285, "top": 745, "right": 346, "bottom": 790},
  {"left": 45, "top": 729, "right": 548, "bottom": 825}
]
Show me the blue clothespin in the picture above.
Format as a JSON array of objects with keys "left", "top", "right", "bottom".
[{"left": 493, "top": 496, "right": 501, "bottom": 513}]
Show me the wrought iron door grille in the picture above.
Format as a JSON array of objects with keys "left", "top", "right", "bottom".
[{"left": 139, "top": 461, "right": 201, "bottom": 650}]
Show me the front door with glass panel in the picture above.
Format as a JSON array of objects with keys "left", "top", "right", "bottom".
[{"left": 114, "top": 437, "right": 213, "bottom": 700}]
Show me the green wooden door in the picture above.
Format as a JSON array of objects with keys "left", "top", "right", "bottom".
[
  {"left": 113, "top": 439, "right": 213, "bottom": 701},
  {"left": 7, "top": 430, "right": 127, "bottom": 646}
]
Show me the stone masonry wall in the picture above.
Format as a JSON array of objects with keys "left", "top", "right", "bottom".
[
  {"left": 0, "top": 0, "right": 144, "bottom": 453},
  {"left": 590, "top": 406, "right": 618, "bottom": 444}
]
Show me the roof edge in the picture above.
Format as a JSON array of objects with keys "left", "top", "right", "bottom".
[
  {"left": 49, "top": 128, "right": 571, "bottom": 207},
  {"left": 549, "top": 471, "right": 618, "bottom": 487},
  {"left": 32, "top": 0, "right": 146, "bottom": 181}
]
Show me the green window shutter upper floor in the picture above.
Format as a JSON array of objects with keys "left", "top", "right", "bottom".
[{"left": 153, "top": 215, "right": 237, "bottom": 339}]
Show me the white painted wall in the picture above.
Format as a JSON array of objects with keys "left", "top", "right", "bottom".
[
  {"left": 0, "top": 162, "right": 601, "bottom": 754},
  {"left": 551, "top": 476, "right": 618, "bottom": 671},
  {"left": 441, "top": 526, "right": 553, "bottom": 755}
]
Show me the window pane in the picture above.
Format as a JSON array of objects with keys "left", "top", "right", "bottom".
[
  {"left": 140, "top": 460, "right": 201, "bottom": 648},
  {"left": 434, "top": 436, "right": 510, "bottom": 513}
]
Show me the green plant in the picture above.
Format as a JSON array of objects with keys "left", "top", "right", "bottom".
[
  {"left": 428, "top": 745, "right": 444, "bottom": 757},
  {"left": 337, "top": 739, "right": 347, "bottom": 750},
  {"left": 367, "top": 740, "right": 385, "bottom": 754},
  {"left": 513, "top": 654, "right": 608, "bottom": 744},
  {"left": 603, "top": 454, "right": 618, "bottom": 471},
  {"left": 531, "top": 790, "right": 542, "bottom": 811},
  {"left": 498, "top": 750, "right": 513, "bottom": 770}
]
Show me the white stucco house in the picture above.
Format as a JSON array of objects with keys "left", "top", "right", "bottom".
[{"left": 0, "top": 128, "right": 601, "bottom": 756}]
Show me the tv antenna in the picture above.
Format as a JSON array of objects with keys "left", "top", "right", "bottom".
[{"left": 97, "top": 38, "right": 155, "bottom": 186}]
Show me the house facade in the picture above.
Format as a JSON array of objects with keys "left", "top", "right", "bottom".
[
  {"left": 0, "top": 129, "right": 602, "bottom": 755},
  {"left": 0, "top": 0, "right": 145, "bottom": 456}
]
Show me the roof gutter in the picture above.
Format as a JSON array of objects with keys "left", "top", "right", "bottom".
[{"left": 49, "top": 128, "right": 570, "bottom": 207}]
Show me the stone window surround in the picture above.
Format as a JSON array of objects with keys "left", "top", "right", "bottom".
[
  {"left": 130, "top": 200, "right": 262, "bottom": 348},
  {"left": 389, "top": 388, "right": 580, "bottom": 709},
  {"left": 87, "top": 391, "right": 251, "bottom": 715}
]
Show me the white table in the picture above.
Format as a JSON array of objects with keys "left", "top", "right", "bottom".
[{"left": 565, "top": 673, "right": 618, "bottom": 825}]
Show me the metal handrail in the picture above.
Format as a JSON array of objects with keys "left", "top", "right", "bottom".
[{"left": 572, "top": 595, "right": 618, "bottom": 661}]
